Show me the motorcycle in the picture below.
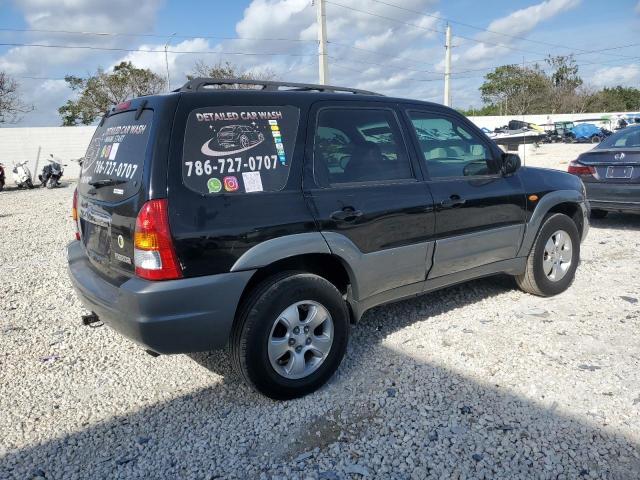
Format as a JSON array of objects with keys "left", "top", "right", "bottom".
[
  {"left": 12, "top": 161, "right": 34, "bottom": 189},
  {"left": 0, "top": 163, "right": 5, "bottom": 191},
  {"left": 39, "top": 155, "right": 66, "bottom": 189}
]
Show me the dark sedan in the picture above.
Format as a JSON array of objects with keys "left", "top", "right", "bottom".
[{"left": 568, "top": 125, "right": 640, "bottom": 218}]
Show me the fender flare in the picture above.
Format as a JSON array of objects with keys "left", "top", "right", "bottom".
[
  {"left": 517, "top": 189, "right": 586, "bottom": 257},
  {"left": 230, "top": 232, "right": 331, "bottom": 272}
]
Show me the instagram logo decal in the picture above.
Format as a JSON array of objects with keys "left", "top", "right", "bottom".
[{"left": 223, "top": 176, "right": 239, "bottom": 192}]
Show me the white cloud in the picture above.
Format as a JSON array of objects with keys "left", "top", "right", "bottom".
[
  {"left": 459, "top": 0, "right": 581, "bottom": 64},
  {"left": 590, "top": 64, "right": 640, "bottom": 87}
]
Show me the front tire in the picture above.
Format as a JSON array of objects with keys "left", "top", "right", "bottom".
[
  {"left": 515, "top": 213, "right": 580, "bottom": 297},
  {"left": 231, "top": 272, "right": 349, "bottom": 400}
]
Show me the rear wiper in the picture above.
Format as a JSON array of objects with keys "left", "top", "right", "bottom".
[{"left": 88, "top": 178, "right": 125, "bottom": 189}]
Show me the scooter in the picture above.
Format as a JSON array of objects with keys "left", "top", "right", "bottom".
[
  {"left": 12, "top": 161, "right": 34, "bottom": 189},
  {"left": 39, "top": 155, "right": 66, "bottom": 189},
  {"left": 0, "top": 163, "right": 5, "bottom": 191}
]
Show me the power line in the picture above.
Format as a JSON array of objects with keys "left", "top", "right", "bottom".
[
  {"left": 0, "top": 42, "right": 317, "bottom": 57},
  {"left": 0, "top": 27, "right": 315, "bottom": 43},
  {"left": 324, "top": 0, "right": 546, "bottom": 57},
  {"left": 367, "top": 0, "right": 639, "bottom": 61}
]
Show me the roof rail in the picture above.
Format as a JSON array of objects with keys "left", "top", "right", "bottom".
[{"left": 177, "top": 77, "right": 382, "bottom": 96}]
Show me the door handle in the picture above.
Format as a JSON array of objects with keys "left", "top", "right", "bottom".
[
  {"left": 330, "top": 207, "right": 363, "bottom": 222},
  {"left": 439, "top": 195, "right": 466, "bottom": 208}
]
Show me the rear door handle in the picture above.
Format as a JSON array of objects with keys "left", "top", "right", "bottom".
[
  {"left": 330, "top": 207, "right": 363, "bottom": 222},
  {"left": 439, "top": 195, "right": 466, "bottom": 208}
]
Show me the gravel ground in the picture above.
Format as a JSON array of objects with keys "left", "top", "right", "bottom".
[{"left": 1, "top": 145, "right": 640, "bottom": 479}]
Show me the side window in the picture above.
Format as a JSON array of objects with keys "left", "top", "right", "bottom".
[
  {"left": 408, "top": 111, "right": 497, "bottom": 179},
  {"left": 314, "top": 108, "right": 414, "bottom": 185}
]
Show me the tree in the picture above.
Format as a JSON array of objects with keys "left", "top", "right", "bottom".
[
  {"left": 479, "top": 64, "right": 551, "bottom": 115},
  {"left": 0, "top": 72, "right": 29, "bottom": 124},
  {"left": 585, "top": 86, "right": 640, "bottom": 112},
  {"left": 186, "top": 60, "right": 277, "bottom": 87},
  {"left": 58, "top": 62, "right": 166, "bottom": 126}
]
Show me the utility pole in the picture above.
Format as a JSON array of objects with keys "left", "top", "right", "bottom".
[
  {"left": 316, "top": 0, "right": 329, "bottom": 84},
  {"left": 164, "top": 32, "right": 176, "bottom": 91},
  {"left": 443, "top": 24, "right": 451, "bottom": 107}
]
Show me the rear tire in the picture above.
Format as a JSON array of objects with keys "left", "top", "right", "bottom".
[
  {"left": 515, "top": 213, "right": 580, "bottom": 297},
  {"left": 590, "top": 209, "right": 608, "bottom": 219},
  {"left": 26, "top": 179, "right": 34, "bottom": 189},
  {"left": 231, "top": 272, "right": 349, "bottom": 400}
]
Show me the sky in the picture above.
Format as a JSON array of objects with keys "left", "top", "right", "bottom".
[{"left": 1, "top": 0, "right": 639, "bottom": 126}]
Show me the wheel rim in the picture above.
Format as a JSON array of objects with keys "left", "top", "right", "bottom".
[
  {"left": 267, "top": 300, "right": 334, "bottom": 380},
  {"left": 543, "top": 229, "right": 573, "bottom": 282}
]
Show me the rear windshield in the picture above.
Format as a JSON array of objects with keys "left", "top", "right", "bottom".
[
  {"left": 78, "top": 109, "right": 153, "bottom": 201},
  {"left": 182, "top": 106, "right": 299, "bottom": 194},
  {"left": 598, "top": 126, "right": 640, "bottom": 150}
]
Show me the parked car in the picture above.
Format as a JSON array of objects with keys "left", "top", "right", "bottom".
[
  {"left": 68, "top": 78, "right": 589, "bottom": 400},
  {"left": 568, "top": 125, "right": 640, "bottom": 218}
]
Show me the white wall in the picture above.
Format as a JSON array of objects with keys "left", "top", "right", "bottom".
[{"left": 0, "top": 126, "right": 96, "bottom": 180}]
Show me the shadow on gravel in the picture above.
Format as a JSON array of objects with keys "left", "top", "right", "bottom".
[
  {"left": 589, "top": 212, "right": 640, "bottom": 231},
  {"left": 2, "top": 277, "right": 640, "bottom": 479}
]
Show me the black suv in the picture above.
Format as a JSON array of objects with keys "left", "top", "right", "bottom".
[{"left": 68, "top": 79, "right": 589, "bottom": 399}]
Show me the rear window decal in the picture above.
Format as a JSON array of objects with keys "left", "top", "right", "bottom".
[{"left": 182, "top": 106, "right": 299, "bottom": 194}]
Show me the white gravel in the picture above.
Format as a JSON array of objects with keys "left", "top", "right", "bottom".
[{"left": 1, "top": 146, "right": 640, "bottom": 479}]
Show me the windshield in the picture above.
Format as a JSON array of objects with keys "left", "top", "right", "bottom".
[
  {"left": 598, "top": 126, "right": 640, "bottom": 149},
  {"left": 78, "top": 109, "right": 153, "bottom": 201}
]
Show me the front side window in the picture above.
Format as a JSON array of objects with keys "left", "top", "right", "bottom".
[
  {"left": 313, "top": 108, "right": 413, "bottom": 185},
  {"left": 182, "top": 106, "right": 299, "bottom": 194},
  {"left": 408, "top": 111, "right": 497, "bottom": 179}
]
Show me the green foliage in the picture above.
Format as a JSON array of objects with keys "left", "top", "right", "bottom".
[
  {"left": 472, "top": 55, "right": 640, "bottom": 116},
  {"left": 58, "top": 62, "right": 166, "bottom": 126}
]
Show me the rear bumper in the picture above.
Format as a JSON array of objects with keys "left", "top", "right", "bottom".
[
  {"left": 67, "top": 241, "right": 255, "bottom": 354},
  {"left": 585, "top": 183, "right": 640, "bottom": 213}
]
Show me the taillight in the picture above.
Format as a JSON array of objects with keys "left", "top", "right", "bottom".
[
  {"left": 134, "top": 199, "right": 182, "bottom": 281},
  {"left": 568, "top": 160, "right": 595, "bottom": 176},
  {"left": 72, "top": 188, "right": 80, "bottom": 241}
]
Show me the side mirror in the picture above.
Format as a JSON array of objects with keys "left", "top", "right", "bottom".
[{"left": 501, "top": 153, "right": 521, "bottom": 175}]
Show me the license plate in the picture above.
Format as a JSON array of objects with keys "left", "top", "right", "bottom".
[{"left": 606, "top": 166, "right": 633, "bottom": 179}]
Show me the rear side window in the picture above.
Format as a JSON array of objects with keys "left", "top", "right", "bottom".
[
  {"left": 182, "top": 106, "right": 299, "bottom": 194},
  {"left": 313, "top": 108, "right": 413, "bottom": 186},
  {"left": 79, "top": 109, "right": 152, "bottom": 201}
]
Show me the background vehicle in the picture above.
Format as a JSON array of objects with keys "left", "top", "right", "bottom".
[
  {"left": 39, "top": 155, "right": 66, "bottom": 188},
  {"left": 0, "top": 163, "right": 5, "bottom": 191},
  {"left": 12, "top": 161, "right": 34, "bottom": 189},
  {"left": 568, "top": 125, "right": 640, "bottom": 217},
  {"left": 68, "top": 79, "right": 589, "bottom": 400}
]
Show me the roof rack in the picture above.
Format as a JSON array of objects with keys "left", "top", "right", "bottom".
[{"left": 177, "top": 78, "right": 382, "bottom": 96}]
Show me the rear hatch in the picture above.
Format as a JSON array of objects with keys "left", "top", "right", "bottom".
[
  {"left": 76, "top": 99, "right": 168, "bottom": 281},
  {"left": 578, "top": 148, "right": 640, "bottom": 184}
]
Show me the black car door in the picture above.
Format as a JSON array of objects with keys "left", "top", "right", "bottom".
[
  {"left": 403, "top": 107, "right": 526, "bottom": 278},
  {"left": 303, "top": 101, "right": 435, "bottom": 301}
]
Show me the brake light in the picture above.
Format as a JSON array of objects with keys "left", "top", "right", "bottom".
[
  {"left": 114, "top": 101, "right": 131, "bottom": 111},
  {"left": 134, "top": 199, "right": 182, "bottom": 280},
  {"left": 568, "top": 160, "right": 595, "bottom": 176},
  {"left": 72, "top": 188, "right": 80, "bottom": 241}
]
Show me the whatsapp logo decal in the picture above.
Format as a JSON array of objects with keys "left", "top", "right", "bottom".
[{"left": 207, "top": 177, "right": 222, "bottom": 193}]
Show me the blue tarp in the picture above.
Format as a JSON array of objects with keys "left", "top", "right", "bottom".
[{"left": 571, "top": 123, "right": 600, "bottom": 139}]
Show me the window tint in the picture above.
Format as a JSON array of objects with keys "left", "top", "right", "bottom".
[
  {"left": 408, "top": 112, "right": 497, "bottom": 178},
  {"left": 182, "top": 106, "right": 299, "bottom": 194},
  {"left": 314, "top": 108, "right": 413, "bottom": 185}
]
